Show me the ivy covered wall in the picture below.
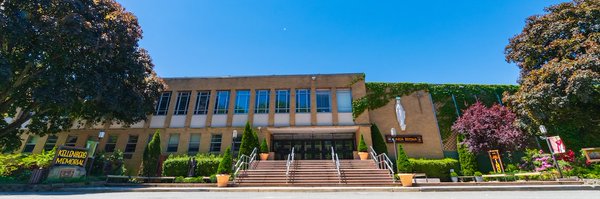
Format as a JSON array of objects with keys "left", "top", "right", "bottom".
[{"left": 353, "top": 82, "right": 519, "bottom": 151}]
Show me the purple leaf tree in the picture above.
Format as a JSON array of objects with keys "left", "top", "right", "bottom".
[{"left": 452, "top": 102, "right": 527, "bottom": 153}]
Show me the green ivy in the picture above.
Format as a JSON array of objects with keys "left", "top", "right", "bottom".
[{"left": 353, "top": 83, "right": 519, "bottom": 142}]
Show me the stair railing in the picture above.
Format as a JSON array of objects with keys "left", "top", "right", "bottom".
[
  {"left": 331, "top": 146, "right": 342, "bottom": 184},
  {"left": 369, "top": 146, "right": 396, "bottom": 182},
  {"left": 232, "top": 147, "right": 258, "bottom": 184},
  {"left": 285, "top": 147, "right": 295, "bottom": 183}
]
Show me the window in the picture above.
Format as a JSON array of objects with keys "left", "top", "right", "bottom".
[
  {"left": 124, "top": 135, "right": 138, "bottom": 159},
  {"left": 194, "top": 91, "right": 211, "bottom": 115},
  {"left": 44, "top": 135, "right": 58, "bottom": 151},
  {"left": 104, "top": 135, "right": 118, "bottom": 152},
  {"left": 234, "top": 90, "right": 250, "bottom": 114},
  {"left": 209, "top": 134, "right": 222, "bottom": 153},
  {"left": 337, "top": 89, "right": 353, "bottom": 112},
  {"left": 174, "top": 91, "right": 191, "bottom": 115},
  {"left": 296, "top": 89, "right": 311, "bottom": 113},
  {"left": 167, "top": 134, "right": 180, "bottom": 152},
  {"left": 188, "top": 134, "right": 201, "bottom": 154},
  {"left": 275, "top": 90, "right": 290, "bottom": 113},
  {"left": 316, "top": 89, "right": 331, "bottom": 112},
  {"left": 254, "top": 90, "right": 270, "bottom": 114},
  {"left": 65, "top": 135, "right": 78, "bottom": 147},
  {"left": 23, "top": 136, "right": 38, "bottom": 153},
  {"left": 214, "top": 91, "right": 230, "bottom": 114},
  {"left": 154, "top": 92, "right": 172, "bottom": 115}
]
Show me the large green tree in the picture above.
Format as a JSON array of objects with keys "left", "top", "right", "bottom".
[
  {"left": 505, "top": 0, "right": 600, "bottom": 150},
  {"left": 0, "top": 0, "right": 164, "bottom": 151}
]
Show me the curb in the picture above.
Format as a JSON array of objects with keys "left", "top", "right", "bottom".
[{"left": 57, "top": 185, "right": 600, "bottom": 193}]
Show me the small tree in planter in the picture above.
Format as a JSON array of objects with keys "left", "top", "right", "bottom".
[
  {"left": 450, "top": 171, "right": 459, "bottom": 182},
  {"left": 139, "top": 130, "right": 161, "bottom": 177},
  {"left": 259, "top": 138, "right": 269, "bottom": 160},
  {"left": 474, "top": 171, "right": 483, "bottom": 182},
  {"left": 357, "top": 134, "right": 369, "bottom": 160},
  {"left": 396, "top": 144, "right": 415, "bottom": 187},
  {"left": 216, "top": 147, "right": 232, "bottom": 187}
]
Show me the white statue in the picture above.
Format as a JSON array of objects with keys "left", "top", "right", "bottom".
[{"left": 395, "top": 97, "right": 406, "bottom": 131}]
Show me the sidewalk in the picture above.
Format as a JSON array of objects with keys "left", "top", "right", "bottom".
[{"left": 58, "top": 185, "right": 600, "bottom": 193}]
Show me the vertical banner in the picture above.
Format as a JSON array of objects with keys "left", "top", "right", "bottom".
[
  {"left": 547, "top": 136, "right": 566, "bottom": 154},
  {"left": 488, "top": 150, "right": 505, "bottom": 173},
  {"left": 86, "top": 140, "right": 98, "bottom": 157}
]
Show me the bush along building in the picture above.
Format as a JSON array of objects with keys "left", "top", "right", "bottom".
[{"left": 15, "top": 73, "right": 517, "bottom": 178}]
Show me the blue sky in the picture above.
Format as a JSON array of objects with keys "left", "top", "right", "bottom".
[{"left": 117, "top": 0, "right": 568, "bottom": 85}]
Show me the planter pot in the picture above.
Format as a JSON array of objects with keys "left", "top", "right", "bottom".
[
  {"left": 260, "top": 153, "right": 269, "bottom": 161},
  {"left": 358, "top": 152, "right": 369, "bottom": 160},
  {"left": 398, "top": 173, "right": 415, "bottom": 187},
  {"left": 451, "top": 177, "right": 458, "bottom": 182},
  {"left": 216, "top": 174, "right": 230, "bottom": 187},
  {"left": 475, "top": 176, "right": 483, "bottom": 182}
]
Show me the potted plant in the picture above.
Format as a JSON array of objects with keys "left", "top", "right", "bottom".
[
  {"left": 259, "top": 138, "right": 269, "bottom": 160},
  {"left": 357, "top": 134, "right": 369, "bottom": 160},
  {"left": 474, "top": 171, "right": 483, "bottom": 182},
  {"left": 396, "top": 144, "right": 415, "bottom": 187},
  {"left": 216, "top": 147, "right": 233, "bottom": 187},
  {"left": 450, "top": 171, "right": 459, "bottom": 182}
]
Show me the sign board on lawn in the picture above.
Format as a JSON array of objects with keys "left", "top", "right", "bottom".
[{"left": 488, "top": 150, "right": 505, "bottom": 173}]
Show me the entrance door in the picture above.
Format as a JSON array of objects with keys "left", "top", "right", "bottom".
[{"left": 272, "top": 133, "right": 355, "bottom": 160}]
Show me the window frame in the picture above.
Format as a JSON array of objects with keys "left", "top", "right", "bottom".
[
  {"left": 124, "top": 135, "right": 139, "bottom": 159},
  {"left": 295, "top": 89, "right": 311, "bottom": 113},
  {"left": 254, "top": 90, "right": 270, "bottom": 114},
  {"left": 43, "top": 135, "right": 58, "bottom": 151},
  {"left": 214, "top": 90, "right": 230, "bottom": 114},
  {"left": 174, "top": 91, "right": 191, "bottom": 115},
  {"left": 154, "top": 92, "right": 172, "bottom": 115},
  {"left": 22, "top": 136, "right": 38, "bottom": 153},
  {"left": 336, "top": 89, "right": 353, "bottom": 113},
  {"left": 209, "top": 134, "right": 222, "bottom": 153},
  {"left": 275, "top": 89, "right": 290, "bottom": 113},
  {"left": 316, "top": 89, "right": 332, "bottom": 113},
  {"left": 65, "top": 135, "right": 78, "bottom": 147},
  {"left": 234, "top": 90, "right": 250, "bottom": 114},
  {"left": 167, "top": 134, "right": 180, "bottom": 153},
  {"left": 188, "top": 133, "right": 201, "bottom": 154},
  {"left": 194, "top": 91, "right": 211, "bottom": 115},
  {"left": 104, "top": 135, "right": 118, "bottom": 152}
]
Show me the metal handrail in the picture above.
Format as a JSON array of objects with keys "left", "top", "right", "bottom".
[
  {"left": 232, "top": 147, "right": 258, "bottom": 183},
  {"left": 369, "top": 146, "right": 395, "bottom": 182},
  {"left": 331, "top": 146, "right": 342, "bottom": 184},
  {"left": 285, "top": 147, "right": 295, "bottom": 183}
]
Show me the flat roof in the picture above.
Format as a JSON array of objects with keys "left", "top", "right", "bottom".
[{"left": 161, "top": 73, "right": 364, "bottom": 80}]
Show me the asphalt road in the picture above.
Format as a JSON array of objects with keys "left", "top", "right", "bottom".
[{"left": 1, "top": 191, "right": 599, "bottom": 199}]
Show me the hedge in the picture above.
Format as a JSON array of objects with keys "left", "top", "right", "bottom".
[
  {"left": 409, "top": 158, "right": 460, "bottom": 182},
  {"left": 162, "top": 154, "right": 222, "bottom": 177}
]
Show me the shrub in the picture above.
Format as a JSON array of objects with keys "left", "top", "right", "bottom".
[
  {"left": 260, "top": 138, "right": 269, "bottom": 153},
  {"left": 140, "top": 130, "right": 161, "bottom": 177},
  {"left": 358, "top": 134, "right": 368, "bottom": 152},
  {"left": 474, "top": 171, "right": 483, "bottom": 176},
  {"left": 217, "top": 147, "right": 232, "bottom": 174},
  {"left": 0, "top": 148, "right": 55, "bottom": 183},
  {"left": 90, "top": 150, "right": 127, "bottom": 176},
  {"left": 195, "top": 156, "right": 221, "bottom": 177},
  {"left": 239, "top": 122, "right": 258, "bottom": 158},
  {"left": 409, "top": 158, "right": 460, "bottom": 181},
  {"left": 450, "top": 171, "right": 458, "bottom": 177},
  {"left": 162, "top": 153, "right": 222, "bottom": 177},
  {"left": 370, "top": 124, "right": 388, "bottom": 155},
  {"left": 396, "top": 144, "right": 412, "bottom": 173},
  {"left": 457, "top": 134, "right": 477, "bottom": 176}
]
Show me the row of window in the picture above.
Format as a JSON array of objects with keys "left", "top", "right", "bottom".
[
  {"left": 154, "top": 89, "right": 353, "bottom": 115},
  {"left": 24, "top": 133, "right": 233, "bottom": 156}
]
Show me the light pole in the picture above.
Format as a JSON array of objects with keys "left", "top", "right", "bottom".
[
  {"left": 87, "top": 130, "right": 105, "bottom": 176},
  {"left": 391, "top": 128, "right": 397, "bottom": 159},
  {"left": 231, "top": 130, "right": 238, "bottom": 171},
  {"left": 539, "top": 125, "right": 563, "bottom": 178}
]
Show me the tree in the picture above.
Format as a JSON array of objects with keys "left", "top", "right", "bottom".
[
  {"left": 396, "top": 144, "right": 413, "bottom": 173},
  {"left": 140, "top": 130, "right": 161, "bottom": 177},
  {"left": 358, "top": 134, "right": 368, "bottom": 152},
  {"left": 451, "top": 102, "right": 527, "bottom": 153},
  {"left": 217, "top": 147, "right": 232, "bottom": 175},
  {"left": 505, "top": 0, "right": 600, "bottom": 150},
  {"left": 238, "top": 122, "right": 257, "bottom": 158},
  {"left": 0, "top": 0, "right": 165, "bottom": 151},
  {"left": 457, "top": 134, "right": 477, "bottom": 176},
  {"left": 260, "top": 138, "right": 269, "bottom": 153},
  {"left": 370, "top": 124, "right": 389, "bottom": 155}
]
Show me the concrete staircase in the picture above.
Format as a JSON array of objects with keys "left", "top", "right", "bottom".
[{"left": 234, "top": 159, "right": 395, "bottom": 186}]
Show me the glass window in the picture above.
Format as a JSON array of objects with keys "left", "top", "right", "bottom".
[
  {"left": 209, "top": 134, "right": 222, "bottom": 153},
  {"left": 296, "top": 89, "right": 311, "bottom": 113},
  {"left": 214, "top": 91, "right": 230, "bottom": 114},
  {"left": 154, "top": 92, "right": 172, "bottom": 115},
  {"left": 275, "top": 90, "right": 290, "bottom": 113},
  {"left": 124, "top": 135, "right": 138, "bottom": 159},
  {"left": 234, "top": 90, "right": 250, "bottom": 114},
  {"left": 22, "top": 136, "right": 38, "bottom": 153},
  {"left": 337, "top": 89, "right": 353, "bottom": 113},
  {"left": 174, "top": 91, "right": 191, "bottom": 115},
  {"left": 65, "top": 135, "right": 78, "bottom": 147},
  {"left": 254, "top": 90, "right": 270, "bottom": 114},
  {"left": 316, "top": 89, "right": 331, "bottom": 112},
  {"left": 44, "top": 135, "right": 58, "bottom": 151},
  {"left": 167, "top": 134, "right": 180, "bottom": 152},
  {"left": 104, "top": 135, "right": 118, "bottom": 152},
  {"left": 194, "top": 91, "right": 211, "bottom": 115},
  {"left": 188, "top": 134, "right": 201, "bottom": 154}
]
